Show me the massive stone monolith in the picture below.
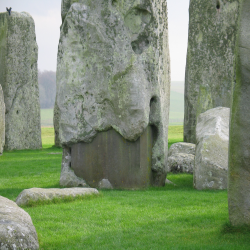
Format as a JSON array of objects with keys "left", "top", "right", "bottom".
[
  {"left": 228, "top": 0, "right": 250, "bottom": 226},
  {"left": 55, "top": 0, "right": 170, "bottom": 189},
  {"left": 0, "top": 85, "right": 5, "bottom": 155},
  {"left": 0, "top": 11, "right": 42, "bottom": 150},
  {"left": 184, "top": 0, "right": 239, "bottom": 143}
]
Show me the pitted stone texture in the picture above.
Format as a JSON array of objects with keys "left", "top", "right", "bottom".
[
  {"left": 168, "top": 142, "right": 196, "bottom": 157},
  {"left": 228, "top": 0, "right": 250, "bottom": 226},
  {"left": 167, "top": 142, "right": 196, "bottom": 173},
  {"left": 60, "top": 147, "right": 89, "bottom": 187},
  {"left": 98, "top": 179, "right": 113, "bottom": 190},
  {"left": 16, "top": 187, "right": 99, "bottom": 206},
  {"left": 184, "top": 0, "right": 239, "bottom": 143},
  {"left": 0, "top": 85, "right": 4, "bottom": 155},
  {"left": 167, "top": 153, "right": 194, "bottom": 174},
  {"left": 55, "top": 0, "right": 170, "bottom": 184},
  {"left": 194, "top": 107, "right": 230, "bottom": 190},
  {"left": 0, "top": 196, "right": 39, "bottom": 250},
  {"left": 0, "top": 12, "right": 41, "bottom": 150}
]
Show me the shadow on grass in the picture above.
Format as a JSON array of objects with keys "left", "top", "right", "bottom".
[{"left": 222, "top": 222, "right": 250, "bottom": 235}]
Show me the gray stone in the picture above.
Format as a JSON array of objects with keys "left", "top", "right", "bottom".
[
  {"left": 228, "top": 0, "right": 250, "bottom": 226},
  {"left": 60, "top": 147, "right": 89, "bottom": 187},
  {"left": 168, "top": 142, "right": 196, "bottom": 157},
  {"left": 0, "top": 85, "right": 4, "bottom": 155},
  {"left": 56, "top": 0, "right": 170, "bottom": 188},
  {"left": 194, "top": 107, "right": 230, "bottom": 190},
  {"left": 53, "top": 101, "right": 61, "bottom": 147},
  {"left": 16, "top": 187, "right": 99, "bottom": 206},
  {"left": 98, "top": 179, "right": 113, "bottom": 190},
  {"left": 167, "top": 153, "right": 194, "bottom": 174},
  {"left": 0, "top": 11, "right": 41, "bottom": 150},
  {"left": 167, "top": 142, "right": 195, "bottom": 174},
  {"left": 184, "top": 0, "right": 239, "bottom": 143},
  {"left": 0, "top": 195, "right": 39, "bottom": 250}
]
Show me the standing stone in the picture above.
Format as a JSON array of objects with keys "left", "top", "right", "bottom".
[
  {"left": 55, "top": 0, "right": 170, "bottom": 188},
  {"left": 184, "top": 0, "right": 239, "bottom": 143},
  {"left": 194, "top": 107, "right": 230, "bottom": 190},
  {"left": 0, "top": 11, "right": 41, "bottom": 150},
  {"left": 228, "top": 0, "right": 250, "bottom": 226},
  {"left": 0, "top": 85, "right": 4, "bottom": 155}
]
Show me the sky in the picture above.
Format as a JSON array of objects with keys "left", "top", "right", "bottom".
[{"left": 0, "top": 0, "right": 189, "bottom": 81}]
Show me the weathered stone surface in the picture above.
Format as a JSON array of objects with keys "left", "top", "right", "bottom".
[
  {"left": 56, "top": 0, "right": 170, "bottom": 187},
  {"left": 60, "top": 147, "right": 89, "bottom": 187},
  {"left": 0, "top": 85, "right": 4, "bottom": 155},
  {"left": 0, "top": 11, "right": 41, "bottom": 150},
  {"left": 184, "top": 0, "right": 239, "bottom": 143},
  {"left": 167, "top": 142, "right": 196, "bottom": 174},
  {"left": 167, "top": 153, "right": 194, "bottom": 174},
  {"left": 194, "top": 107, "right": 230, "bottom": 190},
  {"left": 228, "top": 0, "right": 250, "bottom": 226},
  {"left": 168, "top": 142, "right": 196, "bottom": 157},
  {"left": 16, "top": 187, "right": 99, "bottom": 206},
  {"left": 0, "top": 195, "right": 39, "bottom": 250},
  {"left": 98, "top": 179, "right": 113, "bottom": 190},
  {"left": 53, "top": 101, "right": 61, "bottom": 147}
]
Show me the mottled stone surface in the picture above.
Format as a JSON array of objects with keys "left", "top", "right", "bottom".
[
  {"left": 184, "top": 0, "right": 239, "bottom": 143},
  {"left": 60, "top": 147, "right": 89, "bottom": 187},
  {"left": 168, "top": 142, "right": 196, "bottom": 157},
  {"left": 167, "top": 142, "right": 196, "bottom": 174},
  {"left": 228, "top": 0, "right": 250, "bottom": 226},
  {"left": 167, "top": 153, "right": 194, "bottom": 174},
  {"left": 0, "top": 196, "right": 39, "bottom": 250},
  {"left": 16, "top": 187, "right": 99, "bottom": 206},
  {"left": 0, "top": 11, "right": 41, "bottom": 150},
  {"left": 0, "top": 85, "right": 4, "bottom": 155},
  {"left": 98, "top": 179, "right": 113, "bottom": 190},
  {"left": 56, "top": 0, "right": 170, "bottom": 187},
  {"left": 194, "top": 107, "right": 230, "bottom": 190}
]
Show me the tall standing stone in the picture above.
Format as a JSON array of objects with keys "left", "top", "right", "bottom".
[
  {"left": 0, "top": 11, "right": 41, "bottom": 150},
  {"left": 184, "top": 0, "right": 239, "bottom": 143},
  {"left": 0, "top": 85, "right": 5, "bottom": 155},
  {"left": 55, "top": 0, "right": 170, "bottom": 188},
  {"left": 228, "top": 0, "right": 250, "bottom": 226}
]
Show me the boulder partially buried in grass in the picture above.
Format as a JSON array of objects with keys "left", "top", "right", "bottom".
[
  {"left": 15, "top": 187, "right": 99, "bottom": 206},
  {"left": 0, "top": 196, "right": 39, "bottom": 250}
]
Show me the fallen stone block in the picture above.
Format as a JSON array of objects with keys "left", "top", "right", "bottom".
[
  {"left": 0, "top": 195, "right": 39, "bottom": 250},
  {"left": 16, "top": 187, "right": 99, "bottom": 206}
]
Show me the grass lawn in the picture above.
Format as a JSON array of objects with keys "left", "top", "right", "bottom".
[{"left": 1, "top": 126, "right": 250, "bottom": 249}]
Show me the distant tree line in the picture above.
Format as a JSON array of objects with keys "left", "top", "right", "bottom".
[{"left": 39, "top": 70, "right": 56, "bottom": 109}]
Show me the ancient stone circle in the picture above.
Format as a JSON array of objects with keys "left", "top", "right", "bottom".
[{"left": 0, "top": 2, "right": 250, "bottom": 246}]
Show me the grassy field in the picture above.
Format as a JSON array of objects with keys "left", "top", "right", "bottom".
[{"left": 1, "top": 126, "right": 250, "bottom": 249}]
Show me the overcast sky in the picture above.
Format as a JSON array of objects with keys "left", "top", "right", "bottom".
[{"left": 0, "top": 0, "right": 189, "bottom": 81}]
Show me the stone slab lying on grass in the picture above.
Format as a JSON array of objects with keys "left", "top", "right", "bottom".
[
  {"left": 0, "top": 195, "right": 39, "bottom": 250},
  {"left": 194, "top": 107, "right": 230, "bottom": 190},
  {"left": 15, "top": 187, "right": 99, "bottom": 206},
  {"left": 167, "top": 153, "right": 194, "bottom": 174},
  {"left": 167, "top": 142, "right": 196, "bottom": 173}
]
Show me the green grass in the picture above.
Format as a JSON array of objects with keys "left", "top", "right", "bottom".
[{"left": 1, "top": 126, "right": 250, "bottom": 249}]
